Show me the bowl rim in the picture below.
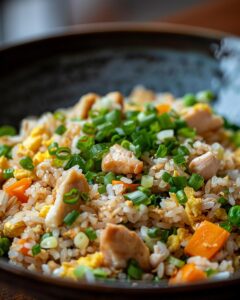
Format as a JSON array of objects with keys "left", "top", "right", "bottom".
[
  {"left": 0, "top": 21, "right": 234, "bottom": 52},
  {"left": 0, "top": 22, "right": 239, "bottom": 294}
]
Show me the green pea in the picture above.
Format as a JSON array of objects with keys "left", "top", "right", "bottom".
[{"left": 228, "top": 205, "right": 240, "bottom": 227}]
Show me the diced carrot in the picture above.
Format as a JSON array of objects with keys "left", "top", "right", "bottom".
[
  {"left": 20, "top": 247, "right": 29, "bottom": 256},
  {"left": 5, "top": 178, "right": 32, "bottom": 203},
  {"left": 112, "top": 180, "right": 139, "bottom": 192},
  {"left": 156, "top": 103, "right": 171, "bottom": 115},
  {"left": 169, "top": 263, "right": 207, "bottom": 285},
  {"left": 184, "top": 220, "right": 230, "bottom": 259}
]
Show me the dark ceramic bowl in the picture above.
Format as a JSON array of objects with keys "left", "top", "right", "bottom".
[{"left": 0, "top": 23, "right": 240, "bottom": 299}]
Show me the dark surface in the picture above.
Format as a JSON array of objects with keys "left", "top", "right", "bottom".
[{"left": 0, "top": 24, "right": 240, "bottom": 299}]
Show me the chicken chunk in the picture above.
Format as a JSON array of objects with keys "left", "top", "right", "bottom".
[
  {"left": 129, "top": 86, "right": 156, "bottom": 103},
  {"left": 189, "top": 151, "right": 220, "bottom": 180},
  {"left": 102, "top": 144, "right": 143, "bottom": 175},
  {"left": 45, "top": 169, "right": 89, "bottom": 228},
  {"left": 71, "top": 93, "right": 100, "bottom": 119},
  {"left": 100, "top": 224, "right": 150, "bottom": 270},
  {"left": 183, "top": 106, "right": 223, "bottom": 134},
  {"left": 92, "top": 91, "right": 124, "bottom": 111}
]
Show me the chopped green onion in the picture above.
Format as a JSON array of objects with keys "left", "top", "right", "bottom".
[
  {"left": 183, "top": 93, "right": 197, "bottom": 107},
  {"left": 138, "top": 113, "right": 157, "bottom": 127},
  {"left": 64, "top": 154, "right": 85, "bottom": 170},
  {"left": 85, "top": 171, "right": 97, "bottom": 183},
  {"left": 177, "top": 127, "right": 196, "bottom": 138},
  {"left": 3, "top": 168, "right": 14, "bottom": 179},
  {"left": 63, "top": 188, "right": 80, "bottom": 204},
  {"left": 176, "top": 190, "right": 188, "bottom": 204},
  {"left": 218, "top": 197, "right": 228, "bottom": 206},
  {"left": 188, "top": 173, "right": 204, "bottom": 190},
  {"left": 63, "top": 210, "right": 80, "bottom": 226},
  {"left": 171, "top": 176, "right": 187, "bottom": 190},
  {"left": 40, "top": 232, "right": 52, "bottom": 241},
  {"left": 205, "top": 268, "right": 218, "bottom": 277},
  {"left": 122, "top": 120, "right": 136, "bottom": 135},
  {"left": 85, "top": 158, "right": 94, "bottom": 172},
  {"left": 197, "top": 90, "right": 215, "bottom": 102},
  {"left": 80, "top": 192, "right": 89, "bottom": 202},
  {"left": 162, "top": 172, "right": 172, "bottom": 183},
  {"left": 173, "top": 154, "right": 186, "bottom": 165},
  {"left": 147, "top": 227, "right": 161, "bottom": 238},
  {"left": 0, "top": 145, "right": 12, "bottom": 158},
  {"left": 55, "top": 124, "right": 66, "bottom": 135},
  {"left": 82, "top": 122, "right": 96, "bottom": 135},
  {"left": 228, "top": 205, "right": 240, "bottom": 227},
  {"left": 92, "top": 268, "right": 108, "bottom": 278},
  {"left": 220, "top": 221, "right": 232, "bottom": 232},
  {"left": 127, "top": 259, "right": 143, "bottom": 280},
  {"left": 0, "top": 237, "right": 11, "bottom": 257},
  {"left": 104, "top": 172, "right": 115, "bottom": 185},
  {"left": 158, "top": 113, "right": 175, "bottom": 130},
  {"left": 160, "top": 229, "right": 171, "bottom": 243},
  {"left": 168, "top": 256, "right": 185, "bottom": 268},
  {"left": 98, "top": 184, "right": 106, "bottom": 194},
  {"left": 0, "top": 125, "right": 16, "bottom": 137},
  {"left": 74, "top": 265, "right": 90, "bottom": 279},
  {"left": 85, "top": 227, "right": 97, "bottom": 241},
  {"left": 105, "top": 109, "right": 121, "bottom": 125},
  {"left": 90, "top": 143, "right": 110, "bottom": 161},
  {"left": 19, "top": 156, "right": 34, "bottom": 170},
  {"left": 141, "top": 175, "right": 153, "bottom": 188},
  {"left": 48, "top": 142, "right": 59, "bottom": 155},
  {"left": 174, "top": 119, "right": 187, "bottom": 129},
  {"left": 77, "top": 136, "right": 94, "bottom": 152},
  {"left": 177, "top": 145, "right": 190, "bottom": 156},
  {"left": 53, "top": 111, "right": 65, "bottom": 122},
  {"left": 55, "top": 147, "right": 71, "bottom": 160},
  {"left": 124, "top": 190, "right": 150, "bottom": 206},
  {"left": 156, "top": 144, "right": 168, "bottom": 158},
  {"left": 32, "top": 244, "right": 41, "bottom": 256},
  {"left": 53, "top": 158, "right": 64, "bottom": 168}
]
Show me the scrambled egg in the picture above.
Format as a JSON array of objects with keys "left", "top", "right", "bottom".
[
  {"left": 184, "top": 187, "right": 203, "bottom": 228},
  {"left": 3, "top": 221, "right": 26, "bottom": 238},
  {"left": 167, "top": 235, "right": 180, "bottom": 253},
  {"left": 14, "top": 169, "right": 33, "bottom": 180},
  {"left": 61, "top": 252, "right": 104, "bottom": 278},
  {"left": 23, "top": 136, "right": 42, "bottom": 152},
  {"left": 193, "top": 103, "right": 212, "bottom": 113},
  {"left": 16, "top": 144, "right": 34, "bottom": 157},
  {"left": 214, "top": 208, "right": 227, "bottom": 221},
  {"left": 39, "top": 205, "right": 52, "bottom": 218},
  {"left": 0, "top": 156, "right": 9, "bottom": 169},
  {"left": 33, "top": 151, "right": 51, "bottom": 165}
]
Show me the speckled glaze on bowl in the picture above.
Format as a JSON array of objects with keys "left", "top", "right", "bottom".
[{"left": 0, "top": 23, "right": 240, "bottom": 299}]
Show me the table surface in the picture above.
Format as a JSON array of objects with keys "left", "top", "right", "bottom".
[{"left": 164, "top": 0, "right": 240, "bottom": 35}]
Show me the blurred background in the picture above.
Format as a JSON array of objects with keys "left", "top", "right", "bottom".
[{"left": 0, "top": 0, "right": 239, "bottom": 45}]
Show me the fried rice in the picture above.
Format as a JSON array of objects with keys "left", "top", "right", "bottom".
[{"left": 0, "top": 86, "right": 240, "bottom": 285}]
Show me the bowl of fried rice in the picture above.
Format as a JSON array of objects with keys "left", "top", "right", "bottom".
[{"left": 0, "top": 23, "right": 240, "bottom": 300}]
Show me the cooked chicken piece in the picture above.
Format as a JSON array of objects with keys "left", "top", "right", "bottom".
[
  {"left": 92, "top": 91, "right": 124, "bottom": 111},
  {"left": 45, "top": 169, "right": 89, "bottom": 228},
  {"left": 129, "top": 86, "right": 156, "bottom": 103},
  {"left": 70, "top": 93, "right": 100, "bottom": 119},
  {"left": 102, "top": 144, "right": 143, "bottom": 175},
  {"left": 100, "top": 224, "right": 150, "bottom": 270},
  {"left": 183, "top": 106, "right": 223, "bottom": 134},
  {"left": 189, "top": 151, "right": 220, "bottom": 180}
]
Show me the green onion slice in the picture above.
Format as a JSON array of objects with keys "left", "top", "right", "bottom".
[{"left": 63, "top": 188, "right": 80, "bottom": 204}]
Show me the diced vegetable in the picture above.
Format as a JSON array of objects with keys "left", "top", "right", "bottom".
[
  {"left": 40, "top": 236, "right": 58, "bottom": 249},
  {"left": 63, "top": 210, "right": 80, "bottom": 226},
  {"left": 74, "top": 232, "right": 89, "bottom": 250},
  {"left": 169, "top": 263, "right": 206, "bottom": 284},
  {"left": 156, "top": 103, "right": 171, "bottom": 115},
  {"left": 124, "top": 190, "right": 150, "bottom": 206},
  {"left": 183, "top": 94, "right": 197, "bottom": 107},
  {"left": 85, "top": 227, "right": 97, "bottom": 241},
  {"left": 19, "top": 156, "right": 34, "bottom": 171},
  {"left": 0, "top": 237, "right": 11, "bottom": 256},
  {"left": 55, "top": 124, "right": 66, "bottom": 135},
  {"left": 3, "top": 168, "right": 14, "bottom": 179},
  {"left": 55, "top": 147, "right": 71, "bottom": 160},
  {"left": 127, "top": 259, "right": 143, "bottom": 280},
  {"left": 184, "top": 221, "right": 230, "bottom": 259},
  {"left": 188, "top": 173, "right": 204, "bottom": 191},
  {"left": 63, "top": 188, "right": 80, "bottom": 204},
  {"left": 176, "top": 190, "right": 188, "bottom": 204},
  {"left": 32, "top": 244, "right": 41, "bottom": 256},
  {"left": 141, "top": 175, "right": 153, "bottom": 188},
  {"left": 0, "top": 125, "right": 16, "bottom": 137},
  {"left": 5, "top": 178, "right": 32, "bottom": 203},
  {"left": 228, "top": 205, "right": 240, "bottom": 227},
  {"left": 168, "top": 256, "right": 185, "bottom": 268}
]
